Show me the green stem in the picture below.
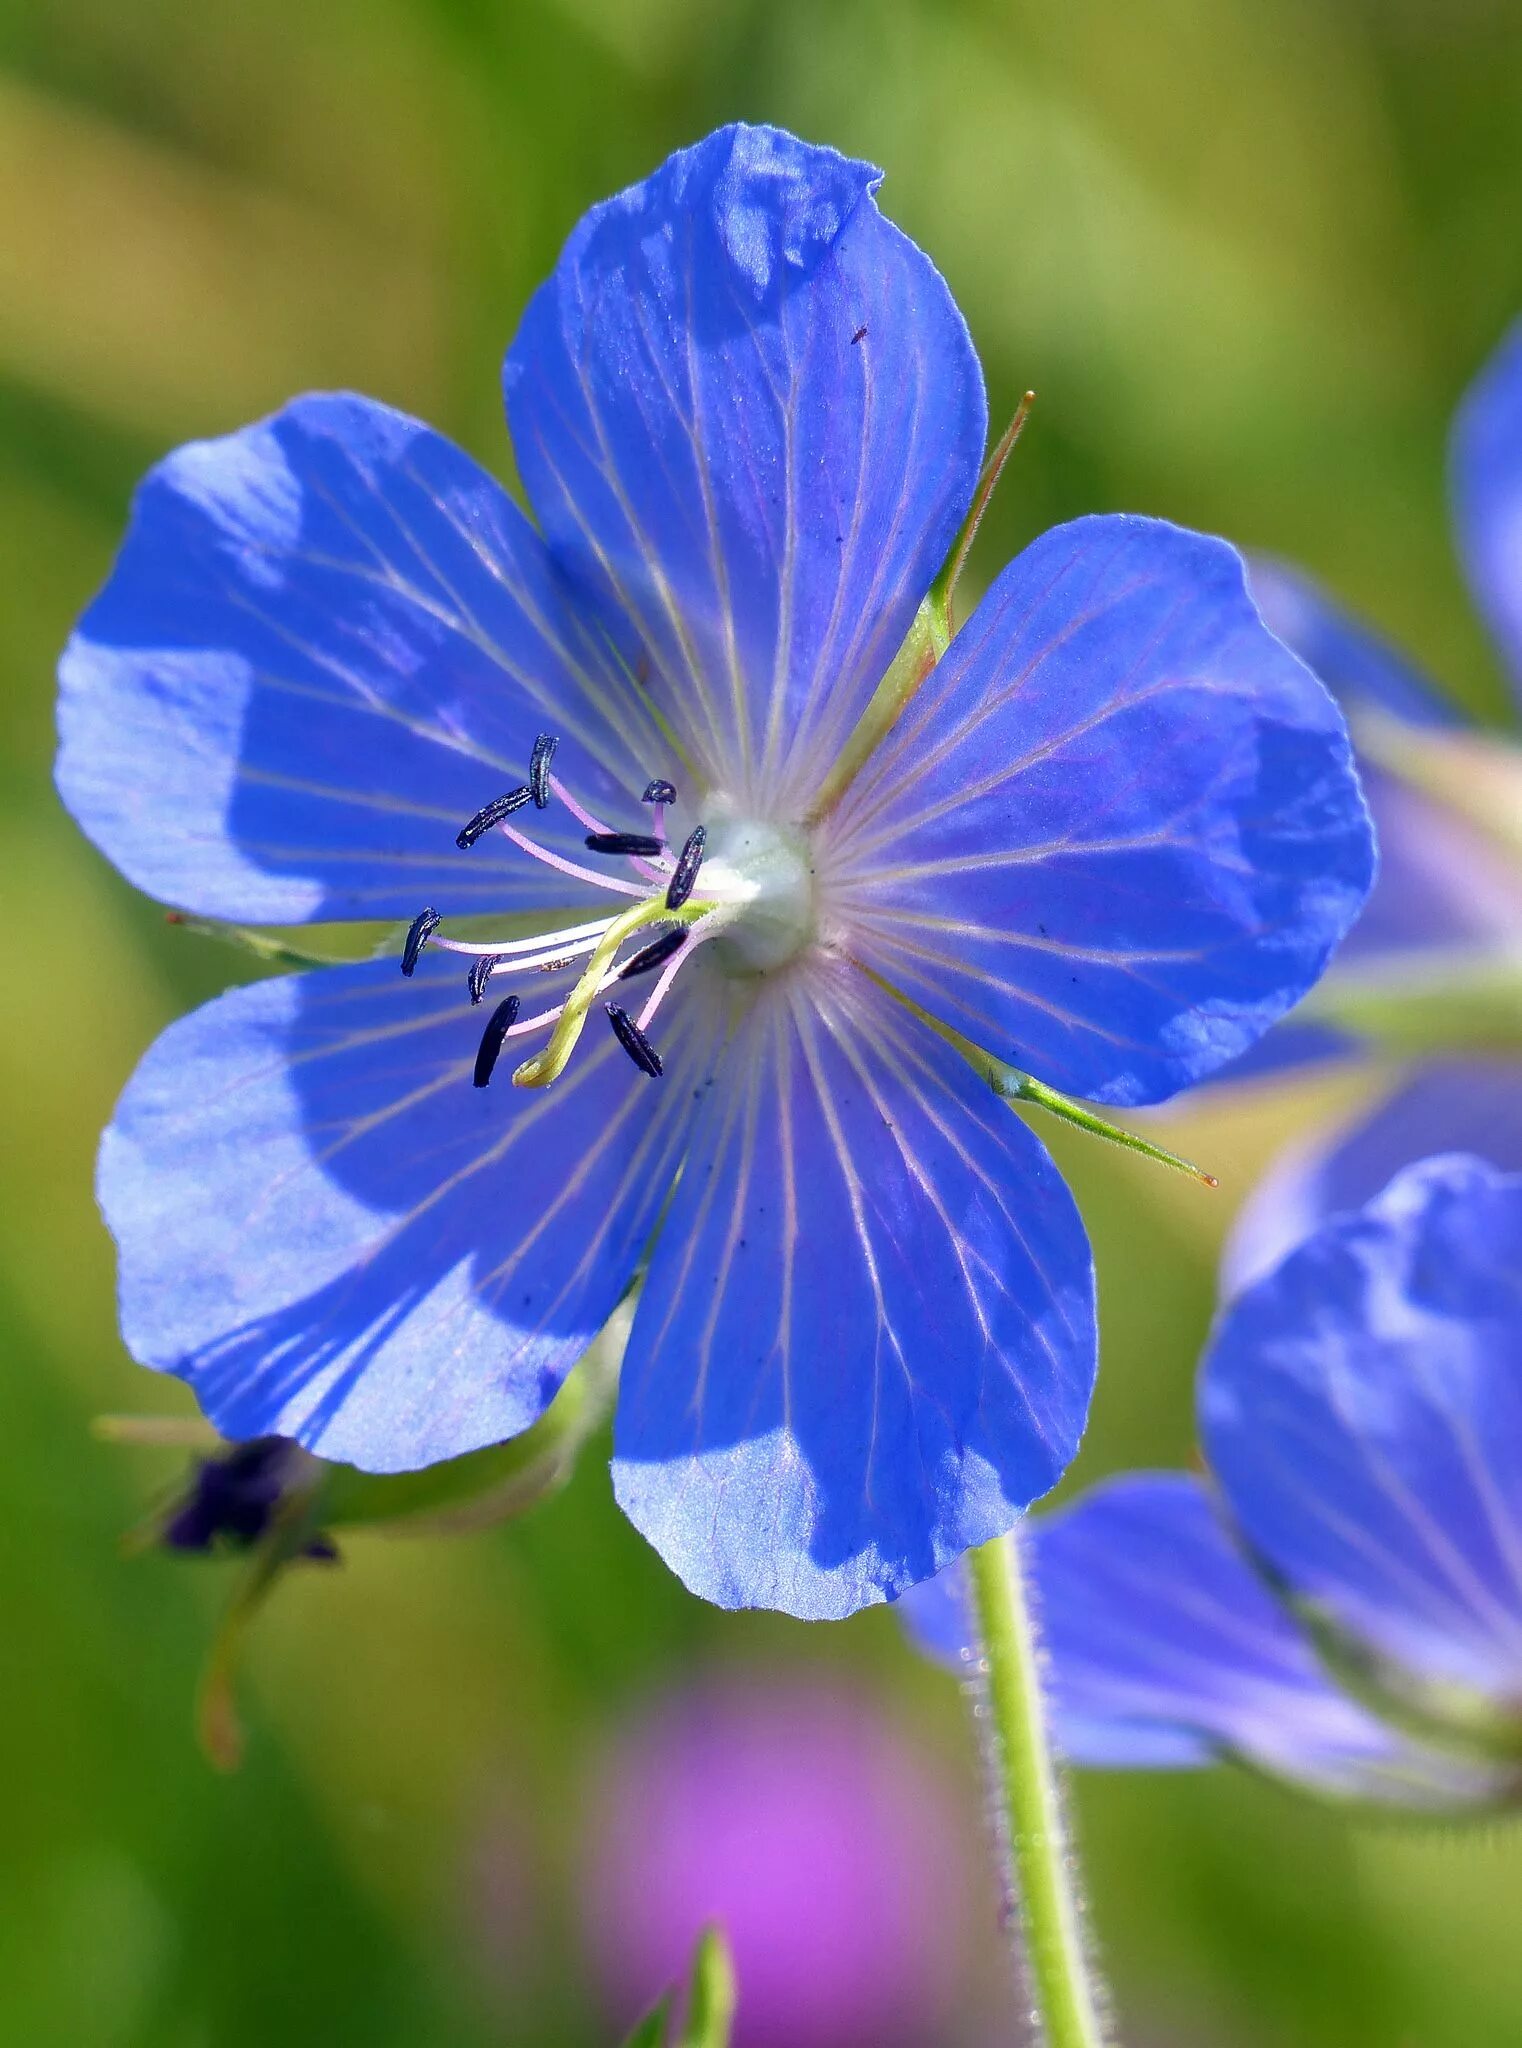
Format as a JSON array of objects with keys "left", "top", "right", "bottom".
[{"left": 965, "top": 1526, "right": 1110, "bottom": 2048}]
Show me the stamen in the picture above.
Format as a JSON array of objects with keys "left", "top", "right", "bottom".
[
  {"left": 585, "top": 831, "right": 664, "bottom": 859},
  {"left": 605, "top": 1003, "right": 663, "bottom": 1078},
  {"left": 497, "top": 819, "right": 649, "bottom": 898},
  {"left": 665, "top": 825, "right": 707, "bottom": 909},
  {"left": 642, "top": 779, "right": 677, "bottom": 805},
  {"left": 456, "top": 787, "right": 533, "bottom": 849},
  {"left": 473, "top": 995, "right": 521, "bottom": 1087},
  {"left": 529, "top": 733, "right": 558, "bottom": 809},
  {"left": 617, "top": 927, "right": 687, "bottom": 980},
  {"left": 467, "top": 953, "right": 502, "bottom": 1005},
  {"left": 432, "top": 916, "right": 614, "bottom": 963},
  {"left": 401, "top": 907, "right": 441, "bottom": 976},
  {"left": 637, "top": 916, "right": 716, "bottom": 1034},
  {"left": 547, "top": 776, "right": 666, "bottom": 885}
]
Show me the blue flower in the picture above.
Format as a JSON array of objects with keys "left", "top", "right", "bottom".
[
  {"left": 905, "top": 1155, "right": 1522, "bottom": 1806},
  {"left": 56, "top": 125, "right": 1373, "bottom": 1618},
  {"left": 1215, "top": 322, "right": 1522, "bottom": 1285}
]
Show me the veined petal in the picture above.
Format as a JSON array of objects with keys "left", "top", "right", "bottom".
[
  {"left": 1037, "top": 1476, "right": 1501, "bottom": 1802},
  {"left": 1452, "top": 316, "right": 1522, "bottom": 712},
  {"left": 825, "top": 517, "right": 1375, "bottom": 1107},
  {"left": 1028, "top": 1475, "right": 1395, "bottom": 1789},
  {"left": 503, "top": 123, "right": 985, "bottom": 815},
  {"left": 1204, "top": 1156, "right": 1522, "bottom": 1709},
  {"left": 99, "top": 955, "right": 714, "bottom": 1469},
  {"left": 57, "top": 393, "right": 671, "bottom": 922},
  {"left": 1223, "top": 1060, "right": 1522, "bottom": 1292},
  {"left": 611, "top": 961, "right": 1096, "bottom": 1620}
]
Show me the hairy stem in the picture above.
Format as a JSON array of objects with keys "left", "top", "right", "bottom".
[{"left": 965, "top": 1526, "right": 1110, "bottom": 2048}]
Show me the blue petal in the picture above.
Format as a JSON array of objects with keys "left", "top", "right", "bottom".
[
  {"left": 1030, "top": 1475, "right": 1398, "bottom": 1787},
  {"left": 611, "top": 962, "right": 1096, "bottom": 1619},
  {"left": 1224, "top": 1060, "right": 1522, "bottom": 1292},
  {"left": 825, "top": 517, "right": 1376, "bottom": 1107},
  {"left": 905, "top": 1478, "right": 1487, "bottom": 1799},
  {"left": 1204, "top": 1155, "right": 1522, "bottom": 1707},
  {"left": 503, "top": 123, "right": 986, "bottom": 814},
  {"left": 99, "top": 955, "right": 715, "bottom": 1468},
  {"left": 1452, "top": 316, "right": 1522, "bottom": 712},
  {"left": 57, "top": 393, "right": 672, "bottom": 922}
]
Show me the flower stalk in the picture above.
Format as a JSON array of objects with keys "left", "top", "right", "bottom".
[{"left": 965, "top": 1524, "right": 1110, "bottom": 2048}]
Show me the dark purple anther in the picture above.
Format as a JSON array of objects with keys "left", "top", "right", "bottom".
[
  {"left": 456, "top": 786, "right": 533, "bottom": 849},
  {"left": 401, "top": 906, "right": 442, "bottom": 976},
  {"left": 585, "top": 831, "right": 664, "bottom": 858},
  {"left": 529, "top": 733, "right": 558, "bottom": 808},
  {"left": 665, "top": 825, "right": 707, "bottom": 910},
  {"left": 473, "top": 995, "right": 522, "bottom": 1087},
  {"left": 605, "top": 1003, "right": 663, "bottom": 1077},
  {"left": 617, "top": 928, "right": 688, "bottom": 981},
  {"left": 468, "top": 954, "right": 506, "bottom": 1005}
]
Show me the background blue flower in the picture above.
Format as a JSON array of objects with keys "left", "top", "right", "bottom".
[
  {"left": 905, "top": 1155, "right": 1522, "bottom": 1808},
  {"left": 56, "top": 123, "right": 1372, "bottom": 1622},
  {"left": 1213, "top": 323, "right": 1522, "bottom": 1287}
]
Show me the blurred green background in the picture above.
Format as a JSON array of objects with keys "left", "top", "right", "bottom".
[{"left": 6, "top": 1, "right": 1522, "bottom": 2042}]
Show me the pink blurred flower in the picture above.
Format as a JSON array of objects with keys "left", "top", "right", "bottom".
[{"left": 581, "top": 1673, "right": 975, "bottom": 2048}]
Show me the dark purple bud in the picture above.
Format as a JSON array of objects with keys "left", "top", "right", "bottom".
[
  {"left": 642, "top": 779, "right": 677, "bottom": 805},
  {"left": 162, "top": 1437, "right": 337, "bottom": 1562}
]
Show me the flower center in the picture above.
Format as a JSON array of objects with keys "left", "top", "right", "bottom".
[
  {"left": 396, "top": 739, "right": 820, "bottom": 1093},
  {"left": 697, "top": 814, "right": 818, "bottom": 976}
]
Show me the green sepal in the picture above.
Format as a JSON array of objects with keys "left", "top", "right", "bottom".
[
  {"left": 857, "top": 962, "right": 1217, "bottom": 1184},
  {"left": 318, "top": 1340, "right": 618, "bottom": 1534},
  {"left": 994, "top": 1066, "right": 1217, "bottom": 1185},
  {"left": 1298, "top": 948, "right": 1522, "bottom": 1058},
  {"left": 1291, "top": 1593, "right": 1522, "bottom": 1788}
]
